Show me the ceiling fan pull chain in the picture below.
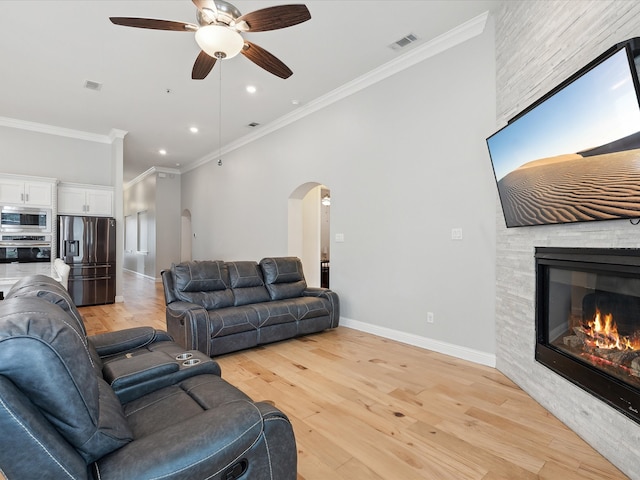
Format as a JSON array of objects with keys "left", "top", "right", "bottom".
[{"left": 218, "top": 61, "right": 223, "bottom": 167}]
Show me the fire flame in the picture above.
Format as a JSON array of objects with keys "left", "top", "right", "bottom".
[{"left": 585, "top": 309, "right": 640, "bottom": 350}]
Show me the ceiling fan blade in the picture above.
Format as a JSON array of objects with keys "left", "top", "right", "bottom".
[
  {"left": 192, "top": 0, "right": 218, "bottom": 22},
  {"left": 192, "top": 51, "right": 217, "bottom": 80},
  {"left": 235, "top": 5, "right": 310, "bottom": 32},
  {"left": 241, "top": 41, "right": 293, "bottom": 79},
  {"left": 109, "top": 17, "right": 197, "bottom": 32}
]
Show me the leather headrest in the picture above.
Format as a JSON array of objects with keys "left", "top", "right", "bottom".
[
  {"left": 227, "top": 261, "right": 265, "bottom": 288},
  {"left": 259, "top": 257, "right": 306, "bottom": 300},
  {"left": 0, "top": 297, "right": 132, "bottom": 462},
  {"left": 172, "top": 261, "right": 230, "bottom": 292},
  {"left": 7, "top": 274, "right": 87, "bottom": 337},
  {"left": 260, "top": 257, "right": 305, "bottom": 284}
]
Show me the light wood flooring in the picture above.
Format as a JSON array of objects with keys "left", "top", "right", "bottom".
[{"left": 78, "top": 272, "right": 628, "bottom": 480}]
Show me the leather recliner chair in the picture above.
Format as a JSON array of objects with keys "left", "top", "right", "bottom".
[{"left": 0, "top": 275, "right": 297, "bottom": 479}]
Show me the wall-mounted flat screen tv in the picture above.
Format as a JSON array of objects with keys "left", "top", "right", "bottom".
[{"left": 486, "top": 41, "right": 640, "bottom": 227}]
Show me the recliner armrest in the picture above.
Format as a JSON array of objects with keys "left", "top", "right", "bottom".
[
  {"left": 103, "top": 349, "right": 220, "bottom": 403},
  {"left": 161, "top": 269, "right": 178, "bottom": 305},
  {"left": 303, "top": 288, "right": 340, "bottom": 328},
  {"left": 103, "top": 351, "right": 179, "bottom": 389},
  {"left": 165, "top": 301, "right": 211, "bottom": 353},
  {"left": 89, "top": 326, "right": 173, "bottom": 358}
]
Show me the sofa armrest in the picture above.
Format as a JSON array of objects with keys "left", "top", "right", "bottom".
[
  {"left": 303, "top": 288, "right": 340, "bottom": 328},
  {"left": 94, "top": 400, "right": 269, "bottom": 480},
  {"left": 89, "top": 327, "right": 173, "bottom": 358},
  {"left": 161, "top": 269, "right": 178, "bottom": 305},
  {"left": 302, "top": 287, "right": 331, "bottom": 297},
  {"left": 165, "top": 301, "right": 212, "bottom": 354}
]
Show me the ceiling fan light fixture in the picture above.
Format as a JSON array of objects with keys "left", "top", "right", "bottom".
[{"left": 195, "top": 25, "right": 244, "bottom": 59}]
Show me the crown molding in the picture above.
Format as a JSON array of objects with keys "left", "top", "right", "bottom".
[
  {"left": 109, "top": 129, "right": 128, "bottom": 141},
  {"left": 183, "top": 10, "right": 490, "bottom": 174},
  {"left": 0, "top": 116, "right": 116, "bottom": 144},
  {"left": 125, "top": 166, "right": 181, "bottom": 189}
]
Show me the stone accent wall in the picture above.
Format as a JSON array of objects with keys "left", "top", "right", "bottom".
[{"left": 494, "top": 2, "right": 640, "bottom": 477}]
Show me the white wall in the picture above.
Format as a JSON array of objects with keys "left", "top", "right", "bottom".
[
  {"left": 155, "top": 172, "right": 181, "bottom": 277},
  {"left": 0, "top": 126, "right": 113, "bottom": 185},
  {"left": 181, "top": 18, "right": 497, "bottom": 359},
  {"left": 124, "top": 169, "right": 181, "bottom": 280},
  {"left": 494, "top": 2, "right": 640, "bottom": 477},
  {"left": 124, "top": 173, "right": 156, "bottom": 279}
]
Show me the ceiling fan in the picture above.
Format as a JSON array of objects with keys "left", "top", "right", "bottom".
[{"left": 110, "top": 0, "right": 310, "bottom": 80}]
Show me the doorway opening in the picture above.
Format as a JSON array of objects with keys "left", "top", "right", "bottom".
[
  {"left": 288, "top": 183, "right": 330, "bottom": 288},
  {"left": 180, "top": 209, "right": 192, "bottom": 262}
]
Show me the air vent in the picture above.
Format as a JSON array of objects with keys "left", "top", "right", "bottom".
[
  {"left": 84, "top": 80, "right": 103, "bottom": 91},
  {"left": 247, "top": 122, "right": 260, "bottom": 128},
  {"left": 389, "top": 33, "right": 419, "bottom": 51}
]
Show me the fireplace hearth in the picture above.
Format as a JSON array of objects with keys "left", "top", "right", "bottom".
[{"left": 535, "top": 247, "right": 640, "bottom": 423}]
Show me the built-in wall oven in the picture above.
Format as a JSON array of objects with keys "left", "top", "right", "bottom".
[
  {"left": 0, "top": 234, "right": 52, "bottom": 263},
  {"left": 0, "top": 205, "right": 51, "bottom": 233}
]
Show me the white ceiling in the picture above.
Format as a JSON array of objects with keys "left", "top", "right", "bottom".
[{"left": 0, "top": 1, "right": 501, "bottom": 183}]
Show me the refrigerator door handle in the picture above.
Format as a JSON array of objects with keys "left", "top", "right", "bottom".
[{"left": 86, "top": 217, "right": 94, "bottom": 264}]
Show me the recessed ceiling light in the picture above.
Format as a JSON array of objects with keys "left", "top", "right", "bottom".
[
  {"left": 291, "top": 99, "right": 300, "bottom": 105},
  {"left": 176, "top": 163, "right": 181, "bottom": 167},
  {"left": 246, "top": 85, "right": 257, "bottom": 94},
  {"left": 159, "top": 149, "right": 167, "bottom": 155},
  {"left": 190, "top": 126, "right": 199, "bottom": 133}
]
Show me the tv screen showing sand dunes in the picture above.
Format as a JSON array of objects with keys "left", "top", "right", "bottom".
[{"left": 487, "top": 45, "right": 640, "bottom": 227}]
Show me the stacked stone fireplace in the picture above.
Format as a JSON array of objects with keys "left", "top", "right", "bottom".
[
  {"left": 494, "top": 2, "right": 640, "bottom": 477},
  {"left": 535, "top": 247, "right": 640, "bottom": 424},
  {"left": 496, "top": 230, "right": 640, "bottom": 480}
]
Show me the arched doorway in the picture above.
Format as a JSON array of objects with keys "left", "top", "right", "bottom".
[
  {"left": 288, "top": 182, "right": 330, "bottom": 288},
  {"left": 180, "top": 209, "right": 192, "bottom": 262}
]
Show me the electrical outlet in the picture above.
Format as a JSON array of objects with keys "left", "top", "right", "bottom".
[{"left": 427, "top": 312, "right": 434, "bottom": 323}]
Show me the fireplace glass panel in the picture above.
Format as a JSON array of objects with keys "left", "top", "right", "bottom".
[{"left": 546, "top": 267, "right": 640, "bottom": 390}]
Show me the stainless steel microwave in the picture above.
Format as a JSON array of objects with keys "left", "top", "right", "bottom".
[{"left": 0, "top": 205, "right": 52, "bottom": 233}]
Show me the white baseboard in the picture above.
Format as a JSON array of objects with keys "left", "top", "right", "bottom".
[
  {"left": 339, "top": 317, "right": 496, "bottom": 368},
  {"left": 123, "top": 268, "right": 159, "bottom": 282},
  {"left": 120, "top": 269, "right": 159, "bottom": 303}
]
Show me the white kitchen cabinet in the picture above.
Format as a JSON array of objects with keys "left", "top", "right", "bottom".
[
  {"left": 58, "top": 185, "right": 114, "bottom": 217},
  {"left": 0, "top": 178, "right": 53, "bottom": 207}
]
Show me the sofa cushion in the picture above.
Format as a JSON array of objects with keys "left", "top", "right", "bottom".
[
  {"left": 250, "top": 300, "right": 299, "bottom": 328},
  {"left": 122, "top": 375, "right": 253, "bottom": 438},
  {"left": 227, "top": 261, "right": 270, "bottom": 306},
  {"left": 207, "top": 305, "right": 259, "bottom": 337},
  {"left": 259, "top": 257, "right": 307, "bottom": 300},
  {"left": 0, "top": 298, "right": 132, "bottom": 463},
  {"left": 172, "top": 261, "right": 234, "bottom": 309}
]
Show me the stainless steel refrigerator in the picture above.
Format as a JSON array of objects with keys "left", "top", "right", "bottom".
[{"left": 58, "top": 215, "right": 116, "bottom": 307}]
